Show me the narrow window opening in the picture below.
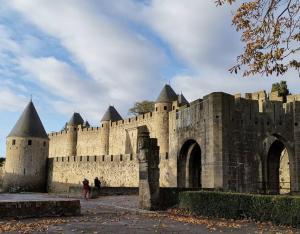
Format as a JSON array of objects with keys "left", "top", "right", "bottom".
[
  {"left": 164, "top": 106, "right": 167, "bottom": 110},
  {"left": 12, "top": 139, "right": 16, "bottom": 145},
  {"left": 120, "top": 154, "right": 123, "bottom": 161},
  {"left": 80, "top": 156, "right": 82, "bottom": 161},
  {"left": 28, "top": 140, "right": 32, "bottom": 145},
  {"left": 130, "top": 154, "right": 133, "bottom": 161},
  {"left": 94, "top": 156, "right": 97, "bottom": 162},
  {"left": 165, "top": 152, "right": 169, "bottom": 160},
  {"left": 156, "top": 107, "right": 158, "bottom": 111},
  {"left": 111, "top": 155, "right": 113, "bottom": 161},
  {"left": 87, "top": 156, "right": 89, "bottom": 161},
  {"left": 102, "top": 155, "right": 105, "bottom": 161},
  {"left": 43, "top": 141, "right": 46, "bottom": 147}
]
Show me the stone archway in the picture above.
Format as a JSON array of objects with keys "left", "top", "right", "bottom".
[
  {"left": 266, "top": 139, "right": 290, "bottom": 194},
  {"left": 177, "top": 140, "right": 201, "bottom": 188}
]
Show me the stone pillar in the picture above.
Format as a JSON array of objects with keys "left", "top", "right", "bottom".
[{"left": 137, "top": 126, "right": 160, "bottom": 210}]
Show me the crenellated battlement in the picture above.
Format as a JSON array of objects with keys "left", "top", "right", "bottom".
[
  {"left": 109, "top": 111, "right": 154, "bottom": 128},
  {"left": 50, "top": 154, "right": 137, "bottom": 163}
]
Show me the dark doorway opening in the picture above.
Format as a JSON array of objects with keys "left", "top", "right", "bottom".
[
  {"left": 177, "top": 140, "right": 201, "bottom": 188},
  {"left": 267, "top": 140, "right": 290, "bottom": 194}
]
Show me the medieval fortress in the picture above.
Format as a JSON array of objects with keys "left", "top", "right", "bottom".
[{"left": 1, "top": 84, "right": 300, "bottom": 195}]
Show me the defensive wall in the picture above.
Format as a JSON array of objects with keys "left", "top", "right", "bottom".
[
  {"left": 48, "top": 109, "right": 173, "bottom": 187},
  {"left": 47, "top": 154, "right": 139, "bottom": 193},
  {"left": 47, "top": 89, "right": 300, "bottom": 194},
  {"left": 171, "top": 91, "right": 299, "bottom": 193},
  {"left": 3, "top": 84, "right": 300, "bottom": 195}
]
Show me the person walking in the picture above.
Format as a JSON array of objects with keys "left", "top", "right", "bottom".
[
  {"left": 94, "top": 177, "right": 101, "bottom": 190},
  {"left": 82, "top": 178, "right": 90, "bottom": 200}
]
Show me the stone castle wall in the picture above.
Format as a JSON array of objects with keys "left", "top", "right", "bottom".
[
  {"left": 48, "top": 110, "right": 175, "bottom": 188},
  {"left": 47, "top": 154, "right": 139, "bottom": 193},
  {"left": 46, "top": 88, "right": 300, "bottom": 193}
]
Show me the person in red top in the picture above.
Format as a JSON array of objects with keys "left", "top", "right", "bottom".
[{"left": 82, "top": 178, "right": 90, "bottom": 200}]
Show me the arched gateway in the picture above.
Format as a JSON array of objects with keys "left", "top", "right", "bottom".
[
  {"left": 177, "top": 140, "right": 201, "bottom": 188},
  {"left": 266, "top": 139, "right": 291, "bottom": 194}
]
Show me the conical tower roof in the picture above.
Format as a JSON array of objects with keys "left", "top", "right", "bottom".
[
  {"left": 8, "top": 101, "right": 48, "bottom": 139},
  {"left": 68, "top": 112, "right": 84, "bottom": 126},
  {"left": 178, "top": 93, "right": 189, "bottom": 105},
  {"left": 101, "top": 106, "right": 123, "bottom": 122},
  {"left": 156, "top": 84, "right": 178, "bottom": 103}
]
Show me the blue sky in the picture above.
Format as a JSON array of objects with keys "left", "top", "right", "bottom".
[{"left": 0, "top": 0, "right": 299, "bottom": 157}]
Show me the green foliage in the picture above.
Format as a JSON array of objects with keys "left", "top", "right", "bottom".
[
  {"left": 271, "top": 81, "right": 290, "bottom": 102},
  {"left": 179, "top": 191, "right": 300, "bottom": 226},
  {"left": 128, "top": 100, "right": 154, "bottom": 116}
]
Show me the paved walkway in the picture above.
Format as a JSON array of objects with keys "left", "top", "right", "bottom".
[{"left": 0, "top": 195, "right": 298, "bottom": 233}]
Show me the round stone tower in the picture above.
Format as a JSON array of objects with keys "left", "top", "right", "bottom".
[
  {"left": 154, "top": 84, "right": 178, "bottom": 155},
  {"left": 99, "top": 106, "right": 123, "bottom": 155},
  {"left": 3, "top": 101, "right": 49, "bottom": 192},
  {"left": 65, "top": 112, "right": 84, "bottom": 157}
]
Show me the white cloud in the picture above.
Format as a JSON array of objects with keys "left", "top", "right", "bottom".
[
  {"left": 139, "top": 1, "right": 300, "bottom": 97},
  {"left": 3, "top": 0, "right": 300, "bottom": 124},
  {"left": 172, "top": 69, "right": 300, "bottom": 102},
  {"left": 19, "top": 56, "right": 110, "bottom": 121},
  {"left": 140, "top": 0, "right": 240, "bottom": 69},
  {"left": 8, "top": 0, "right": 166, "bottom": 102},
  {"left": 0, "top": 87, "right": 26, "bottom": 112}
]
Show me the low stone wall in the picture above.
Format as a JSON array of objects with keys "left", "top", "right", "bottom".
[
  {"left": 0, "top": 199, "right": 80, "bottom": 219},
  {"left": 68, "top": 186, "right": 138, "bottom": 198}
]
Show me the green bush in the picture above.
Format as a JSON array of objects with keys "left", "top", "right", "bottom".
[{"left": 179, "top": 191, "right": 300, "bottom": 227}]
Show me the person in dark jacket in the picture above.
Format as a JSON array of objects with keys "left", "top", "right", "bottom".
[{"left": 94, "top": 177, "right": 101, "bottom": 190}]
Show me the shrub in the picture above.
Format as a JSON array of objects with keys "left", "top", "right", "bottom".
[{"left": 179, "top": 191, "right": 300, "bottom": 227}]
